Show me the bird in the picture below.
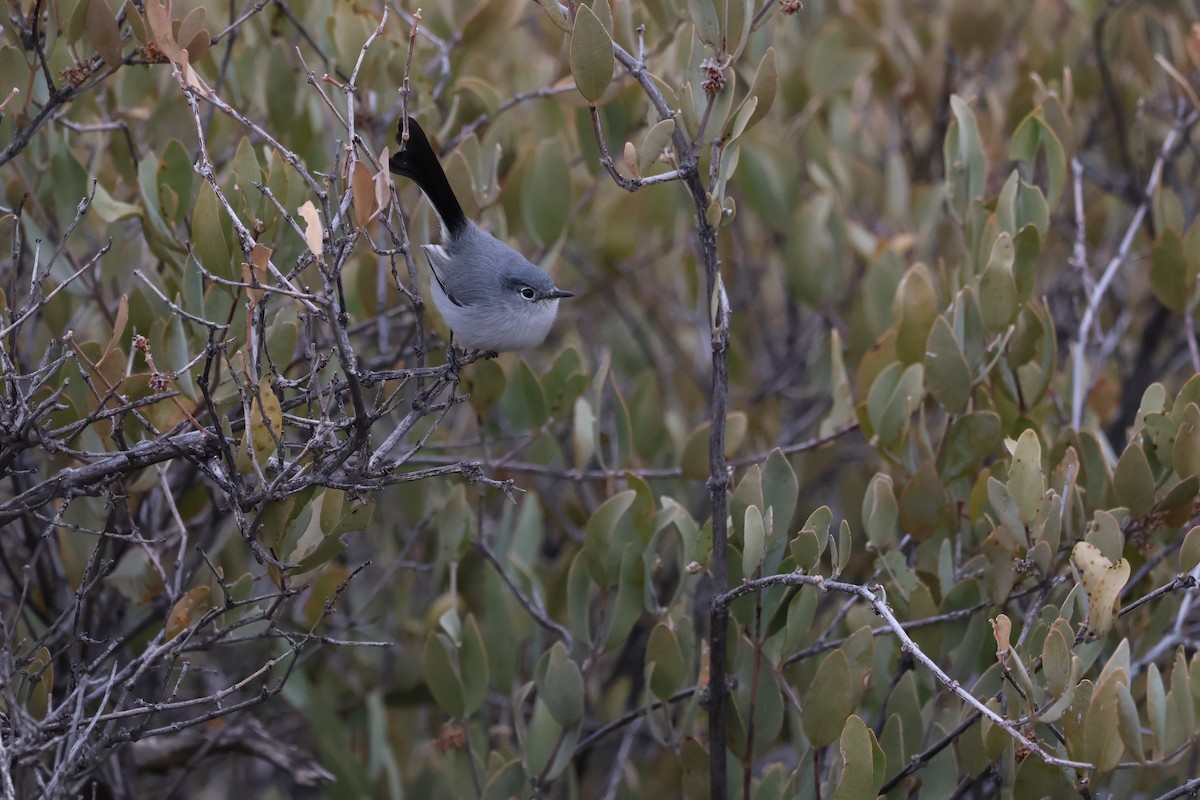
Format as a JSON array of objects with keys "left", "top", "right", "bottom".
[{"left": 389, "top": 117, "right": 573, "bottom": 352}]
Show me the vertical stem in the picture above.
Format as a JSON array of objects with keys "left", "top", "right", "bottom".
[
  {"left": 691, "top": 177, "right": 730, "bottom": 800},
  {"left": 743, "top": 592, "right": 763, "bottom": 799},
  {"left": 608, "top": 38, "right": 730, "bottom": 798}
]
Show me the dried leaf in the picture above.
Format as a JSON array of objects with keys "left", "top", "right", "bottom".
[
  {"left": 86, "top": 0, "right": 123, "bottom": 69},
  {"left": 143, "top": 0, "right": 187, "bottom": 64},
  {"left": 248, "top": 377, "right": 283, "bottom": 462},
  {"left": 125, "top": 0, "right": 148, "bottom": 43},
  {"left": 242, "top": 243, "right": 272, "bottom": 309},
  {"left": 185, "top": 27, "right": 211, "bottom": 64},
  {"left": 176, "top": 6, "right": 205, "bottom": 51},
  {"left": 297, "top": 200, "right": 323, "bottom": 256},
  {"left": 351, "top": 161, "right": 377, "bottom": 228},
  {"left": 165, "top": 585, "right": 212, "bottom": 639},
  {"left": 990, "top": 613, "right": 1012, "bottom": 656},
  {"left": 1071, "top": 541, "right": 1130, "bottom": 637}
]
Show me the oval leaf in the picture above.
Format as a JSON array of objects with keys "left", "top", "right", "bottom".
[{"left": 570, "top": 5, "right": 613, "bottom": 104}]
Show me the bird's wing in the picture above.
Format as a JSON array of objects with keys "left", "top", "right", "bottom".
[{"left": 421, "top": 244, "right": 463, "bottom": 307}]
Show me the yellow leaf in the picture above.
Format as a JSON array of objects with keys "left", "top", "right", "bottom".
[
  {"left": 165, "top": 585, "right": 212, "bottom": 640},
  {"left": 990, "top": 613, "right": 1012, "bottom": 657},
  {"left": 1071, "top": 541, "right": 1130, "bottom": 636},
  {"left": 297, "top": 200, "right": 323, "bottom": 256},
  {"left": 249, "top": 377, "right": 283, "bottom": 462}
]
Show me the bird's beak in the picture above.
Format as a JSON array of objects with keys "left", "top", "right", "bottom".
[{"left": 548, "top": 288, "right": 575, "bottom": 299}]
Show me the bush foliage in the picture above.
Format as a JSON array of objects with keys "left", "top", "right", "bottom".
[{"left": 4, "top": 0, "right": 1200, "bottom": 797}]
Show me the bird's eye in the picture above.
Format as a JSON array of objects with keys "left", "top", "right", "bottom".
[{"left": 520, "top": 286, "right": 537, "bottom": 301}]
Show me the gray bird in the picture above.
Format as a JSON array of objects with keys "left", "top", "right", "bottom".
[{"left": 389, "top": 118, "right": 573, "bottom": 352}]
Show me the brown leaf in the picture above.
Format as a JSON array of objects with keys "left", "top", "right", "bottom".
[
  {"left": 243, "top": 244, "right": 272, "bottom": 310},
  {"left": 104, "top": 294, "right": 128, "bottom": 358},
  {"left": 124, "top": 0, "right": 148, "bottom": 43},
  {"left": 185, "top": 28, "right": 211, "bottom": 64},
  {"left": 165, "top": 585, "right": 212, "bottom": 640},
  {"left": 351, "top": 161, "right": 377, "bottom": 229},
  {"left": 1188, "top": 24, "right": 1200, "bottom": 73},
  {"left": 86, "top": 0, "right": 123, "bottom": 70},
  {"left": 176, "top": 6, "right": 205, "bottom": 48},
  {"left": 143, "top": 0, "right": 187, "bottom": 65}
]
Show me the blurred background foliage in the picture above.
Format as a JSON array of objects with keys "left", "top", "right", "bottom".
[{"left": 6, "top": 0, "right": 1200, "bottom": 797}]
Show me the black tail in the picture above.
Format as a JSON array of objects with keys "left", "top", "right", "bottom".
[{"left": 389, "top": 118, "right": 468, "bottom": 239}]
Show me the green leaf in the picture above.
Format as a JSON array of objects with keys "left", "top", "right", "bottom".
[
  {"left": 482, "top": 759, "right": 528, "bottom": 800},
  {"left": 460, "top": 614, "right": 490, "bottom": 714},
  {"left": 762, "top": 449, "right": 798, "bottom": 541},
  {"left": 522, "top": 137, "right": 570, "bottom": 246},
  {"left": 566, "top": 552, "right": 593, "bottom": 642},
  {"left": 822, "top": 328, "right": 857, "bottom": 436},
  {"left": 1113, "top": 442, "right": 1155, "bottom": 518},
  {"left": 533, "top": 0, "right": 571, "bottom": 31},
  {"left": 91, "top": 182, "right": 143, "bottom": 224},
  {"left": 978, "top": 233, "right": 1017, "bottom": 332},
  {"left": 463, "top": 358, "right": 506, "bottom": 414},
  {"left": 603, "top": 542, "right": 645, "bottom": 649},
  {"left": 25, "top": 646, "right": 52, "bottom": 719},
  {"left": 1083, "top": 674, "right": 1126, "bottom": 771},
  {"left": 423, "top": 634, "right": 465, "bottom": 718},
  {"left": 718, "top": 0, "right": 753, "bottom": 59},
  {"left": 899, "top": 461, "right": 949, "bottom": 540},
  {"left": 742, "top": 505, "right": 764, "bottom": 576},
  {"left": 944, "top": 95, "right": 987, "bottom": 222},
  {"left": 192, "top": 182, "right": 232, "bottom": 279},
  {"left": 679, "top": 412, "right": 748, "bottom": 480},
  {"left": 804, "top": 21, "right": 877, "bottom": 99},
  {"left": 879, "top": 549, "right": 918, "bottom": 601},
  {"left": 893, "top": 263, "right": 938, "bottom": 365},
  {"left": 802, "top": 649, "right": 854, "bottom": 747},
  {"left": 866, "top": 362, "right": 924, "bottom": 448},
  {"left": 924, "top": 315, "right": 970, "bottom": 413},
  {"left": 646, "top": 623, "right": 687, "bottom": 700},
  {"left": 572, "top": 396, "right": 596, "bottom": 471},
  {"left": 688, "top": 0, "right": 719, "bottom": 46},
  {"left": 570, "top": 5, "right": 613, "bottom": 104},
  {"left": 784, "top": 585, "right": 818, "bottom": 652},
  {"left": 1181, "top": 526, "right": 1200, "bottom": 573},
  {"left": 537, "top": 642, "right": 583, "bottom": 727},
  {"left": 1041, "top": 624, "right": 1072, "bottom": 697},
  {"left": 1008, "top": 429, "right": 1044, "bottom": 525},
  {"left": 500, "top": 359, "right": 548, "bottom": 429},
  {"left": 318, "top": 488, "right": 346, "bottom": 535},
  {"left": 1013, "top": 223, "right": 1043, "bottom": 303},
  {"left": 1009, "top": 107, "right": 1067, "bottom": 208},
  {"left": 583, "top": 489, "right": 636, "bottom": 585},
  {"left": 862, "top": 473, "right": 898, "bottom": 548},
  {"left": 1147, "top": 664, "right": 1166, "bottom": 757},
  {"left": 941, "top": 412, "right": 1002, "bottom": 482},
  {"left": 1117, "top": 682, "right": 1145, "bottom": 763},
  {"left": 437, "top": 485, "right": 473, "bottom": 560},
  {"left": 637, "top": 119, "right": 676, "bottom": 175},
  {"left": 835, "top": 715, "right": 879, "bottom": 800},
  {"left": 1151, "top": 228, "right": 1190, "bottom": 313},
  {"left": 1173, "top": 406, "right": 1200, "bottom": 478},
  {"left": 732, "top": 47, "right": 777, "bottom": 135},
  {"left": 832, "top": 519, "right": 851, "bottom": 577},
  {"left": 523, "top": 698, "right": 579, "bottom": 780}
]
